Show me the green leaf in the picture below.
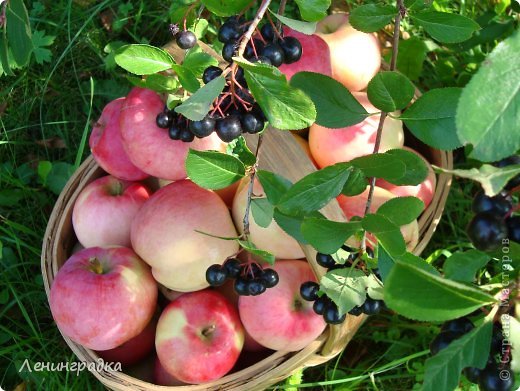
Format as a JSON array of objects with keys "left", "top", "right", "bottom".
[
  {"left": 384, "top": 262, "right": 496, "bottom": 321},
  {"left": 411, "top": 11, "right": 480, "bottom": 43},
  {"left": 240, "top": 61, "right": 316, "bottom": 130},
  {"left": 115, "top": 44, "right": 175, "bottom": 75},
  {"left": 256, "top": 170, "right": 293, "bottom": 205},
  {"left": 376, "top": 197, "right": 424, "bottom": 226},
  {"left": 378, "top": 248, "right": 440, "bottom": 283},
  {"left": 127, "top": 74, "right": 180, "bottom": 93},
  {"left": 46, "top": 162, "right": 74, "bottom": 195},
  {"left": 301, "top": 218, "right": 362, "bottom": 254},
  {"left": 0, "top": 28, "right": 13, "bottom": 76},
  {"left": 341, "top": 167, "right": 368, "bottom": 196},
  {"left": 238, "top": 240, "right": 275, "bottom": 265},
  {"left": 0, "top": 189, "right": 24, "bottom": 207},
  {"left": 383, "top": 149, "right": 429, "bottom": 186},
  {"left": 226, "top": 136, "right": 256, "bottom": 167},
  {"left": 349, "top": 4, "right": 397, "bottom": 33},
  {"left": 400, "top": 88, "right": 463, "bottom": 150},
  {"left": 172, "top": 64, "right": 201, "bottom": 93},
  {"left": 31, "top": 30, "right": 55, "bottom": 64},
  {"left": 349, "top": 153, "right": 406, "bottom": 184},
  {"left": 0, "top": 288, "right": 9, "bottom": 305},
  {"left": 396, "top": 37, "right": 429, "bottom": 81},
  {"left": 422, "top": 321, "right": 493, "bottom": 391},
  {"left": 6, "top": 0, "right": 33, "bottom": 67},
  {"left": 443, "top": 250, "right": 491, "bottom": 283},
  {"left": 186, "top": 149, "right": 245, "bottom": 190},
  {"left": 37, "top": 160, "right": 52, "bottom": 185},
  {"left": 201, "top": 0, "right": 251, "bottom": 17},
  {"left": 175, "top": 76, "right": 226, "bottom": 121},
  {"left": 320, "top": 268, "right": 368, "bottom": 315},
  {"left": 294, "top": 0, "right": 331, "bottom": 22},
  {"left": 277, "top": 164, "right": 353, "bottom": 215},
  {"left": 367, "top": 71, "right": 415, "bottom": 112},
  {"left": 271, "top": 12, "right": 317, "bottom": 35},
  {"left": 251, "top": 198, "right": 274, "bottom": 228},
  {"left": 182, "top": 49, "right": 219, "bottom": 75},
  {"left": 362, "top": 214, "right": 406, "bottom": 257},
  {"left": 434, "top": 164, "right": 520, "bottom": 196},
  {"left": 290, "top": 72, "right": 368, "bottom": 128},
  {"left": 272, "top": 209, "right": 323, "bottom": 244},
  {"left": 456, "top": 31, "right": 520, "bottom": 162}
]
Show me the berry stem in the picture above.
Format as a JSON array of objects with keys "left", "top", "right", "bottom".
[
  {"left": 236, "top": 0, "right": 273, "bottom": 58},
  {"left": 277, "top": 0, "right": 287, "bottom": 32},
  {"left": 243, "top": 133, "right": 265, "bottom": 238},
  {"left": 361, "top": 0, "right": 406, "bottom": 252}
]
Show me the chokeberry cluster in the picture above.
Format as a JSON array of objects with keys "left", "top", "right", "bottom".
[
  {"left": 205, "top": 258, "right": 279, "bottom": 296},
  {"left": 156, "top": 16, "right": 303, "bottom": 144},
  {"left": 299, "top": 281, "right": 346, "bottom": 325},
  {"left": 430, "top": 318, "right": 515, "bottom": 391}
]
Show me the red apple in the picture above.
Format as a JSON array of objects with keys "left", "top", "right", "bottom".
[
  {"left": 96, "top": 312, "right": 157, "bottom": 366},
  {"left": 309, "top": 92, "right": 404, "bottom": 168},
  {"left": 376, "top": 147, "right": 437, "bottom": 208},
  {"left": 131, "top": 180, "right": 239, "bottom": 292},
  {"left": 49, "top": 246, "right": 158, "bottom": 351},
  {"left": 72, "top": 175, "right": 151, "bottom": 248},
  {"left": 316, "top": 13, "right": 381, "bottom": 91},
  {"left": 89, "top": 97, "right": 149, "bottom": 181},
  {"left": 155, "top": 290, "right": 244, "bottom": 384},
  {"left": 119, "top": 87, "right": 224, "bottom": 180},
  {"left": 154, "top": 357, "right": 185, "bottom": 386},
  {"left": 279, "top": 27, "right": 332, "bottom": 80},
  {"left": 239, "top": 260, "right": 326, "bottom": 352}
]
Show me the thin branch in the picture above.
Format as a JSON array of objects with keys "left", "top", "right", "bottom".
[
  {"left": 237, "top": 0, "right": 273, "bottom": 57},
  {"left": 243, "top": 134, "right": 265, "bottom": 237},
  {"left": 361, "top": 0, "right": 405, "bottom": 251}
]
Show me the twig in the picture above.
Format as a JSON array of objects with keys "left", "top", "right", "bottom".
[
  {"left": 361, "top": 0, "right": 405, "bottom": 251},
  {"left": 276, "top": 0, "right": 287, "bottom": 32},
  {"left": 243, "top": 133, "right": 265, "bottom": 238},
  {"left": 237, "top": 0, "right": 273, "bottom": 57}
]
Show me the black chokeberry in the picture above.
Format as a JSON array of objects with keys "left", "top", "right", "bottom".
[
  {"left": 156, "top": 112, "right": 173, "bottom": 128},
  {"left": 260, "top": 268, "right": 279, "bottom": 288},
  {"left": 430, "top": 331, "right": 463, "bottom": 355},
  {"left": 202, "top": 66, "right": 223, "bottom": 84},
  {"left": 478, "top": 363, "right": 514, "bottom": 391},
  {"left": 176, "top": 31, "right": 197, "bottom": 49},
  {"left": 260, "top": 23, "right": 276, "bottom": 41},
  {"left": 467, "top": 212, "right": 508, "bottom": 252},
  {"left": 261, "top": 43, "right": 285, "bottom": 67},
  {"left": 223, "top": 258, "right": 242, "bottom": 279},
  {"left": 300, "top": 281, "right": 319, "bottom": 301},
  {"left": 491, "top": 324, "right": 504, "bottom": 353},
  {"left": 168, "top": 124, "right": 182, "bottom": 140},
  {"left": 179, "top": 128, "right": 195, "bottom": 142},
  {"left": 463, "top": 366, "right": 481, "bottom": 384},
  {"left": 241, "top": 112, "right": 264, "bottom": 134},
  {"left": 441, "top": 317, "right": 474, "bottom": 334},
  {"left": 234, "top": 276, "right": 250, "bottom": 296},
  {"left": 247, "top": 279, "right": 267, "bottom": 296},
  {"left": 205, "top": 264, "right": 228, "bottom": 286},
  {"left": 218, "top": 22, "right": 241, "bottom": 43},
  {"left": 222, "top": 41, "right": 237, "bottom": 62},
  {"left": 494, "top": 155, "right": 520, "bottom": 190},
  {"left": 323, "top": 302, "right": 346, "bottom": 325},
  {"left": 362, "top": 297, "right": 383, "bottom": 315},
  {"left": 251, "top": 103, "right": 266, "bottom": 120},
  {"left": 216, "top": 116, "right": 242, "bottom": 142},
  {"left": 472, "top": 191, "right": 513, "bottom": 217},
  {"left": 506, "top": 216, "right": 520, "bottom": 243},
  {"left": 245, "top": 39, "right": 265, "bottom": 60},
  {"left": 189, "top": 116, "right": 216, "bottom": 138},
  {"left": 280, "top": 36, "right": 302, "bottom": 64},
  {"left": 235, "top": 67, "right": 247, "bottom": 86},
  {"left": 313, "top": 296, "right": 330, "bottom": 315},
  {"left": 349, "top": 305, "right": 363, "bottom": 316},
  {"left": 316, "top": 252, "right": 336, "bottom": 269}
]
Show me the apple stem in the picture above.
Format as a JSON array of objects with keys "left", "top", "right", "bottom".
[
  {"left": 243, "top": 133, "right": 264, "bottom": 238},
  {"left": 88, "top": 257, "right": 104, "bottom": 274},
  {"left": 201, "top": 324, "right": 216, "bottom": 338},
  {"left": 361, "top": 0, "right": 406, "bottom": 252}
]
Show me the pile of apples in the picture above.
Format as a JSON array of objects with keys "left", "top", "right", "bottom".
[{"left": 48, "top": 13, "right": 437, "bottom": 385}]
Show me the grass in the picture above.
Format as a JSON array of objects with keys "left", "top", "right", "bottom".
[{"left": 0, "top": 0, "right": 516, "bottom": 390}]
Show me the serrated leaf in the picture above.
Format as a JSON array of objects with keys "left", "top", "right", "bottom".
[
  {"left": 411, "top": 11, "right": 480, "bottom": 43},
  {"left": 384, "top": 149, "right": 429, "bottom": 186},
  {"left": 238, "top": 240, "right": 275, "bottom": 265},
  {"left": 422, "top": 321, "right": 493, "bottom": 391},
  {"left": 127, "top": 74, "right": 180, "bottom": 93},
  {"left": 290, "top": 72, "right": 368, "bottom": 128},
  {"left": 6, "top": 0, "right": 33, "bottom": 67},
  {"left": 384, "top": 262, "right": 496, "bottom": 321},
  {"left": 376, "top": 197, "right": 424, "bottom": 226},
  {"left": 226, "top": 136, "right": 256, "bottom": 167},
  {"left": 456, "top": 31, "right": 520, "bottom": 162},
  {"left": 349, "top": 153, "right": 406, "bottom": 183},
  {"left": 397, "top": 37, "right": 429, "bottom": 81},
  {"left": 271, "top": 12, "right": 317, "bottom": 35},
  {"left": 294, "top": 0, "right": 331, "bottom": 22},
  {"left": 400, "top": 88, "right": 463, "bottom": 150},
  {"left": 175, "top": 76, "right": 226, "bottom": 121},
  {"left": 434, "top": 164, "right": 520, "bottom": 196},
  {"left": 378, "top": 248, "right": 440, "bottom": 283},
  {"left": 201, "top": 0, "right": 250, "bottom": 16},
  {"left": 272, "top": 209, "right": 323, "bottom": 244},
  {"left": 31, "top": 29, "right": 55, "bottom": 64},
  {"left": 349, "top": 4, "right": 397, "bottom": 33},
  {"left": 362, "top": 214, "right": 406, "bottom": 257},
  {"left": 367, "top": 71, "right": 415, "bottom": 112},
  {"left": 241, "top": 61, "right": 316, "bottom": 130},
  {"left": 256, "top": 170, "right": 293, "bottom": 205},
  {"left": 341, "top": 167, "right": 368, "bottom": 196},
  {"left": 277, "top": 164, "right": 353, "bottom": 215},
  {"left": 320, "top": 268, "right": 368, "bottom": 315},
  {"left": 443, "top": 250, "right": 491, "bottom": 283},
  {"left": 186, "top": 149, "right": 245, "bottom": 190},
  {"left": 182, "top": 49, "right": 219, "bottom": 75},
  {"left": 115, "top": 44, "right": 175, "bottom": 75},
  {"left": 301, "top": 218, "right": 362, "bottom": 254},
  {"left": 251, "top": 198, "right": 274, "bottom": 228},
  {"left": 172, "top": 63, "right": 200, "bottom": 93},
  {"left": 366, "top": 274, "right": 384, "bottom": 300}
]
